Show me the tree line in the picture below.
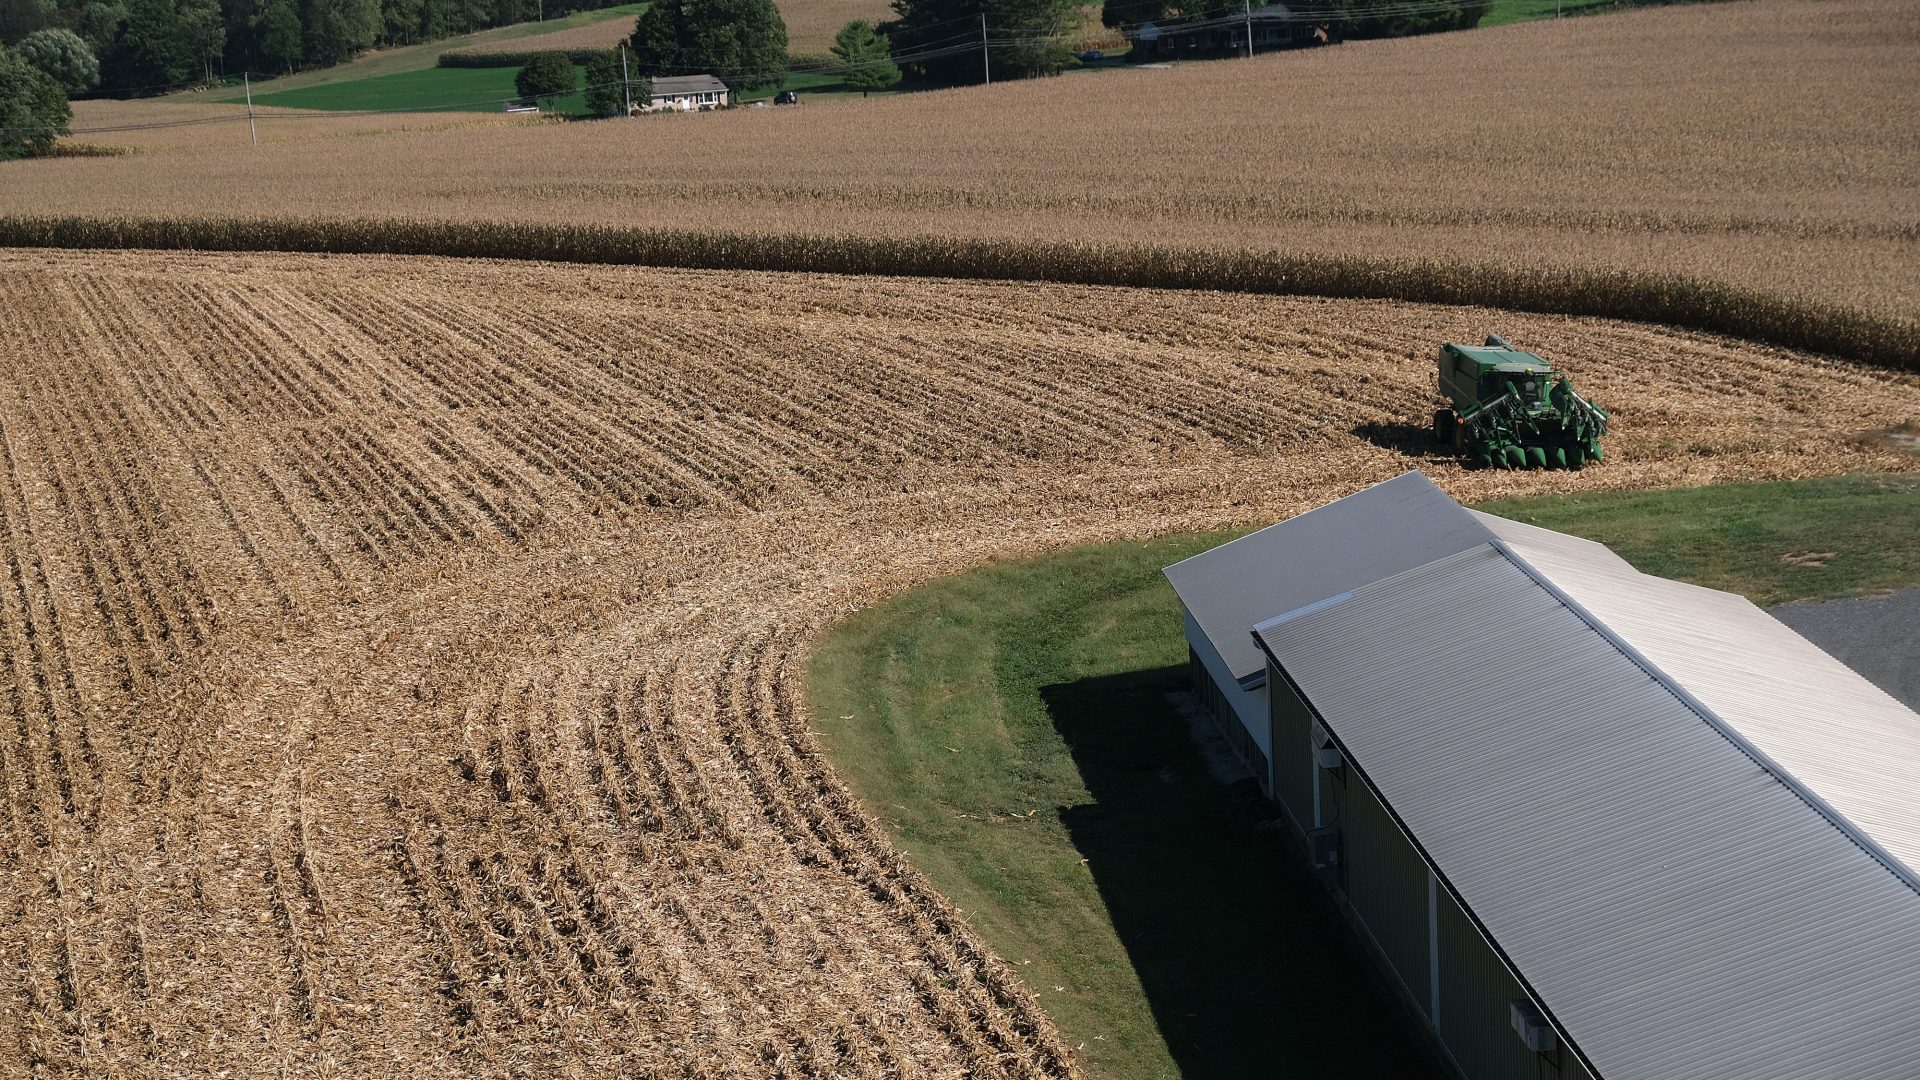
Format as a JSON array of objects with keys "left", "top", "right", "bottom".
[
  {"left": 0, "top": 0, "right": 1493, "bottom": 161},
  {"left": 0, "top": 0, "right": 630, "bottom": 94}
]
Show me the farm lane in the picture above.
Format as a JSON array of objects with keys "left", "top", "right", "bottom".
[{"left": 0, "top": 248, "right": 1916, "bottom": 1075}]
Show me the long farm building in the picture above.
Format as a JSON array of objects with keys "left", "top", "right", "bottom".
[{"left": 1167, "top": 472, "right": 1920, "bottom": 1080}]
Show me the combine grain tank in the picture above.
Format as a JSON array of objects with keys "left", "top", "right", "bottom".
[{"left": 1433, "top": 335, "right": 1608, "bottom": 468}]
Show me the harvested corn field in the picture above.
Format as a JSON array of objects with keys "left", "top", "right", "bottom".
[{"left": 0, "top": 247, "right": 1915, "bottom": 1076}]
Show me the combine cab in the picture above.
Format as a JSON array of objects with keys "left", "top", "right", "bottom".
[{"left": 1434, "top": 335, "right": 1608, "bottom": 469}]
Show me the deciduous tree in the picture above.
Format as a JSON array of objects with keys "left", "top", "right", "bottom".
[
  {"left": 581, "top": 47, "right": 627, "bottom": 114},
  {"left": 514, "top": 49, "right": 573, "bottom": 100},
  {"left": 886, "top": 0, "right": 1075, "bottom": 84},
  {"left": 0, "top": 43, "right": 70, "bottom": 158},
  {"left": 18, "top": 28, "right": 100, "bottom": 92},
  {"left": 629, "top": 0, "right": 785, "bottom": 93}
]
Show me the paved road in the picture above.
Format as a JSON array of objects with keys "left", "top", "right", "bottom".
[{"left": 1772, "top": 589, "right": 1920, "bottom": 712}]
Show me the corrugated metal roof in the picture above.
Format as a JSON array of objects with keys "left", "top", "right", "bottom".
[
  {"left": 1507, "top": 535, "right": 1920, "bottom": 878},
  {"left": 1164, "top": 472, "right": 1492, "bottom": 685},
  {"left": 1255, "top": 544, "right": 1920, "bottom": 1080},
  {"left": 1468, "top": 509, "right": 1637, "bottom": 573}
]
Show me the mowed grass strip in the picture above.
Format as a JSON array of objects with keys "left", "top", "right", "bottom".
[
  {"left": 808, "top": 473, "right": 1920, "bottom": 1078},
  {"left": 1477, "top": 471, "right": 1920, "bottom": 607},
  {"left": 808, "top": 532, "right": 1443, "bottom": 1080}
]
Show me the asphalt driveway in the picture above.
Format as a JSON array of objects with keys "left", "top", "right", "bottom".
[{"left": 1772, "top": 589, "right": 1920, "bottom": 711}]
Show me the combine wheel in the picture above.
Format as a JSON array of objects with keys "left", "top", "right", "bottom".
[
  {"left": 1434, "top": 409, "right": 1457, "bottom": 444},
  {"left": 1526, "top": 446, "right": 1547, "bottom": 469}
]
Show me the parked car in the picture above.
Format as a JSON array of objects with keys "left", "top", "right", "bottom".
[
  {"left": 773, "top": 90, "right": 799, "bottom": 105},
  {"left": 1076, "top": 49, "right": 1104, "bottom": 62}
]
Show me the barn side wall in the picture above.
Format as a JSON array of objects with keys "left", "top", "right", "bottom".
[
  {"left": 1345, "top": 777, "right": 1433, "bottom": 1019},
  {"left": 1268, "top": 658, "right": 1314, "bottom": 828},
  {"left": 1183, "top": 607, "right": 1271, "bottom": 790},
  {"left": 1263, "top": 659, "right": 1592, "bottom": 1080}
]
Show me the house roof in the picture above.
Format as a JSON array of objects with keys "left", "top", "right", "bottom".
[
  {"left": 652, "top": 74, "right": 729, "bottom": 96},
  {"left": 1163, "top": 472, "right": 1494, "bottom": 687},
  {"left": 1222, "top": 478, "right": 1920, "bottom": 1080}
]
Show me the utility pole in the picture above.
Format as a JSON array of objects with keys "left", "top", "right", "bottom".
[
  {"left": 981, "top": 13, "right": 990, "bottom": 86},
  {"left": 620, "top": 42, "right": 631, "bottom": 114},
  {"left": 244, "top": 70, "right": 257, "bottom": 147},
  {"left": 1244, "top": 0, "right": 1253, "bottom": 58}
]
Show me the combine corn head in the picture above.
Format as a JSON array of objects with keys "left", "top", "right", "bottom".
[{"left": 1433, "top": 335, "right": 1608, "bottom": 468}]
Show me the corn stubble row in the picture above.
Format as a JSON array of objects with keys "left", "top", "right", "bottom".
[{"left": 0, "top": 247, "right": 1914, "bottom": 1075}]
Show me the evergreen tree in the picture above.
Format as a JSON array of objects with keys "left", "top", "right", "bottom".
[
  {"left": 18, "top": 27, "right": 99, "bottom": 92},
  {"left": 829, "top": 19, "right": 897, "bottom": 96},
  {"left": 0, "top": 42, "right": 70, "bottom": 158},
  {"left": 629, "top": 0, "right": 785, "bottom": 93}
]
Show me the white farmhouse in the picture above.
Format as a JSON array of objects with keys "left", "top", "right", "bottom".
[{"left": 638, "top": 74, "right": 730, "bottom": 113}]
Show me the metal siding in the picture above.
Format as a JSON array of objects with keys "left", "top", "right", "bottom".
[
  {"left": 1344, "top": 776, "right": 1432, "bottom": 1019},
  {"left": 1509, "top": 541, "right": 1920, "bottom": 877},
  {"left": 1268, "top": 664, "right": 1314, "bottom": 831},
  {"left": 1184, "top": 607, "right": 1270, "bottom": 757},
  {"left": 1164, "top": 472, "right": 1493, "bottom": 684},
  {"left": 1436, "top": 885, "right": 1553, "bottom": 1080},
  {"left": 1258, "top": 545, "right": 1920, "bottom": 1080}
]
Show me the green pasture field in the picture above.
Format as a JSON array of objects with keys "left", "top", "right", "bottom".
[{"left": 242, "top": 63, "right": 590, "bottom": 114}]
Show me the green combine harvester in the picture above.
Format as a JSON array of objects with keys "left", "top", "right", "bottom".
[{"left": 1434, "top": 335, "right": 1609, "bottom": 469}]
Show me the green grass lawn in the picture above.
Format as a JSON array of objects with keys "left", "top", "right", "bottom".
[
  {"left": 1476, "top": 472, "right": 1920, "bottom": 607},
  {"left": 1478, "top": 0, "right": 1652, "bottom": 28},
  {"left": 243, "top": 64, "right": 589, "bottom": 114},
  {"left": 807, "top": 472, "right": 1920, "bottom": 1079},
  {"left": 739, "top": 71, "right": 897, "bottom": 103}
]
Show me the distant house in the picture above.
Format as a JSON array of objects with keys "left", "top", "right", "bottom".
[
  {"left": 1165, "top": 471, "right": 1920, "bottom": 1080},
  {"left": 1132, "top": 6, "right": 1322, "bottom": 61},
  {"left": 638, "top": 74, "right": 730, "bottom": 113}
]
